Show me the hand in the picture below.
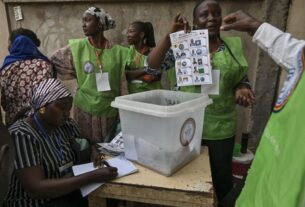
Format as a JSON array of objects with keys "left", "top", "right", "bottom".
[
  {"left": 220, "top": 10, "right": 263, "bottom": 36},
  {"left": 93, "top": 167, "right": 118, "bottom": 182},
  {"left": 142, "top": 74, "right": 161, "bottom": 83},
  {"left": 235, "top": 86, "right": 255, "bottom": 107},
  {"left": 91, "top": 145, "right": 103, "bottom": 168},
  {"left": 169, "top": 13, "right": 191, "bottom": 34}
]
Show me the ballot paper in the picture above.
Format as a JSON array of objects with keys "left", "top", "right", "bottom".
[
  {"left": 98, "top": 132, "right": 124, "bottom": 156},
  {"left": 72, "top": 155, "right": 138, "bottom": 197},
  {"left": 170, "top": 29, "right": 213, "bottom": 87}
]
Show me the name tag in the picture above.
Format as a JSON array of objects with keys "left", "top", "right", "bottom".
[{"left": 96, "top": 72, "right": 111, "bottom": 92}]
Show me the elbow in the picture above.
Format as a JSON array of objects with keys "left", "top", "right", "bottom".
[
  {"left": 146, "top": 56, "right": 158, "bottom": 69},
  {"left": 25, "top": 186, "right": 58, "bottom": 199},
  {"left": 26, "top": 187, "right": 49, "bottom": 199}
]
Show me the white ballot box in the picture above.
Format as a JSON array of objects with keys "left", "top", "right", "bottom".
[{"left": 111, "top": 90, "right": 212, "bottom": 176}]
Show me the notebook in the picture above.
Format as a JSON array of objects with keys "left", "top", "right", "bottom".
[{"left": 72, "top": 155, "right": 138, "bottom": 197}]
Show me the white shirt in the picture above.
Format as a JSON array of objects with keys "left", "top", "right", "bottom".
[{"left": 253, "top": 23, "right": 305, "bottom": 110}]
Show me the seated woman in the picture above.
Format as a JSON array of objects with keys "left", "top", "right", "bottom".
[
  {"left": 3, "top": 78, "right": 117, "bottom": 207},
  {"left": 125, "top": 21, "right": 162, "bottom": 93},
  {"left": 0, "top": 28, "right": 53, "bottom": 126}
]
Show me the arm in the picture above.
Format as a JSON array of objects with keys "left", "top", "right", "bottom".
[
  {"left": 147, "top": 14, "right": 190, "bottom": 69},
  {"left": 252, "top": 23, "right": 305, "bottom": 72},
  {"left": 125, "top": 69, "right": 146, "bottom": 81},
  {"left": 221, "top": 10, "right": 305, "bottom": 72},
  {"left": 16, "top": 165, "right": 117, "bottom": 199},
  {"left": 50, "top": 45, "right": 76, "bottom": 80}
]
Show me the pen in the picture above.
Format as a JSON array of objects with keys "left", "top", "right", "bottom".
[{"left": 102, "top": 160, "right": 111, "bottom": 168}]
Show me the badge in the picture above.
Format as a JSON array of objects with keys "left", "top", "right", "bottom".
[
  {"left": 96, "top": 72, "right": 111, "bottom": 92},
  {"left": 180, "top": 118, "right": 196, "bottom": 146},
  {"left": 83, "top": 61, "right": 95, "bottom": 74}
]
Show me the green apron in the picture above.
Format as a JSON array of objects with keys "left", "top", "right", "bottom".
[
  {"left": 167, "top": 37, "right": 248, "bottom": 140},
  {"left": 236, "top": 54, "right": 305, "bottom": 207},
  {"left": 126, "top": 45, "right": 162, "bottom": 93},
  {"left": 69, "top": 38, "right": 130, "bottom": 117}
]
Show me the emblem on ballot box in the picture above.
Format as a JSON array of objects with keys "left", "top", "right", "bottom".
[{"left": 180, "top": 118, "right": 196, "bottom": 146}]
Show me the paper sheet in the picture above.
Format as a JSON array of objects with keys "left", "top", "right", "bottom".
[
  {"left": 201, "top": 70, "right": 220, "bottom": 95},
  {"left": 72, "top": 155, "right": 138, "bottom": 197},
  {"left": 170, "top": 29, "right": 213, "bottom": 86}
]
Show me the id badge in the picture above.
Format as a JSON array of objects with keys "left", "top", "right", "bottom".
[
  {"left": 59, "top": 161, "right": 73, "bottom": 177},
  {"left": 96, "top": 72, "right": 111, "bottom": 92},
  {"left": 201, "top": 69, "right": 220, "bottom": 95}
]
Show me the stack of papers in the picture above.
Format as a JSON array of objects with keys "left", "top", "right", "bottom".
[
  {"left": 98, "top": 132, "right": 124, "bottom": 156},
  {"left": 72, "top": 155, "right": 138, "bottom": 197}
]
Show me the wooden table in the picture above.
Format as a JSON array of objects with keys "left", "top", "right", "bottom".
[{"left": 89, "top": 148, "right": 213, "bottom": 207}]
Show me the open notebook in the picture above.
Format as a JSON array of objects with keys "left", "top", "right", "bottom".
[{"left": 72, "top": 155, "right": 138, "bottom": 197}]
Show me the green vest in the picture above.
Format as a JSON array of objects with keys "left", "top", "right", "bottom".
[
  {"left": 236, "top": 57, "right": 305, "bottom": 207},
  {"left": 69, "top": 38, "right": 130, "bottom": 117},
  {"left": 126, "top": 45, "right": 162, "bottom": 94},
  {"left": 168, "top": 37, "right": 248, "bottom": 140}
]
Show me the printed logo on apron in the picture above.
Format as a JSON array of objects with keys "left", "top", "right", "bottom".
[{"left": 83, "top": 61, "right": 95, "bottom": 74}]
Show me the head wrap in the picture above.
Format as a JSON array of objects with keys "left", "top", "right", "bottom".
[
  {"left": 1, "top": 35, "right": 49, "bottom": 71},
  {"left": 31, "top": 79, "right": 71, "bottom": 113},
  {"left": 84, "top": 7, "right": 116, "bottom": 31}
]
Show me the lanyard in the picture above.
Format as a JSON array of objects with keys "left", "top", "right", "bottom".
[
  {"left": 94, "top": 48, "right": 104, "bottom": 71},
  {"left": 33, "top": 114, "right": 64, "bottom": 160},
  {"left": 89, "top": 37, "right": 108, "bottom": 72}
]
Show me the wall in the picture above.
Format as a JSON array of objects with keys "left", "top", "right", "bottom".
[
  {"left": 0, "top": 1, "right": 9, "bottom": 64},
  {"left": 2, "top": 0, "right": 303, "bottom": 145}
]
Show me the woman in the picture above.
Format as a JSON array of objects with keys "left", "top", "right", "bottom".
[
  {"left": 125, "top": 21, "right": 162, "bottom": 93},
  {"left": 147, "top": 0, "right": 255, "bottom": 206},
  {"left": 0, "top": 28, "right": 53, "bottom": 126},
  {"left": 3, "top": 78, "right": 118, "bottom": 207},
  {"left": 51, "top": 7, "right": 131, "bottom": 144}
]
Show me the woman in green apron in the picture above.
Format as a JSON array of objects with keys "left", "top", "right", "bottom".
[
  {"left": 147, "top": 1, "right": 255, "bottom": 206},
  {"left": 125, "top": 21, "right": 162, "bottom": 93},
  {"left": 50, "top": 7, "right": 130, "bottom": 144}
]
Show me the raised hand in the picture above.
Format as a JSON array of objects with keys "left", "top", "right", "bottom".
[
  {"left": 220, "top": 10, "right": 262, "bottom": 36},
  {"left": 169, "top": 13, "right": 191, "bottom": 34}
]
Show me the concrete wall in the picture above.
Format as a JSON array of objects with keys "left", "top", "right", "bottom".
[{"left": 0, "top": 1, "right": 9, "bottom": 64}]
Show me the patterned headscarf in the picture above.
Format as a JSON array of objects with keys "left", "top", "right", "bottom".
[
  {"left": 31, "top": 79, "right": 71, "bottom": 112},
  {"left": 84, "top": 7, "right": 116, "bottom": 31}
]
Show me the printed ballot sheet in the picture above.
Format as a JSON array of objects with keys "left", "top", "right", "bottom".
[
  {"left": 72, "top": 155, "right": 138, "bottom": 197},
  {"left": 170, "top": 30, "right": 213, "bottom": 87}
]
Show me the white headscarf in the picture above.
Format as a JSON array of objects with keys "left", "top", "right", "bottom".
[
  {"left": 31, "top": 78, "right": 71, "bottom": 113},
  {"left": 85, "top": 7, "right": 116, "bottom": 31}
]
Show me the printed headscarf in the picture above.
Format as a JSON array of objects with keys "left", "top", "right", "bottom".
[
  {"left": 31, "top": 79, "right": 71, "bottom": 113},
  {"left": 1, "top": 35, "right": 49, "bottom": 70},
  {"left": 84, "top": 7, "right": 116, "bottom": 31}
]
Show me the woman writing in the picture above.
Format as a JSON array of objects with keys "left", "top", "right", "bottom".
[
  {"left": 51, "top": 7, "right": 131, "bottom": 144},
  {"left": 125, "top": 21, "right": 162, "bottom": 93},
  {"left": 147, "top": 1, "right": 255, "bottom": 206},
  {"left": 3, "top": 79, "right": 117, "bottom": 207},
  {"left": 0, "top": 28, "right": 53, "bottom": 126}
]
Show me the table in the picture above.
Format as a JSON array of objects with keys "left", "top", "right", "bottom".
[{"left": 89, "top": 148, "right": 213, "bottom": 207}]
